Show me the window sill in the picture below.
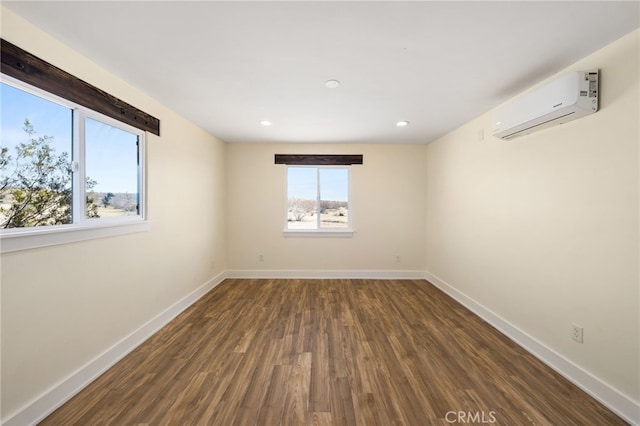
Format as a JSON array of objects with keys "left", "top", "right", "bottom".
[
  {"left": 283, "top": 229, "right": 354, "bottom": 238},
  {"left": 0, "top": 219, "right": 150, "bottom": 253}
]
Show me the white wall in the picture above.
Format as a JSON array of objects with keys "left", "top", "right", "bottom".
[
  {"left": 226, "top": 143, "right": 426, "bottom": 275},
  {"left": 426, "top": 28, "right": 639, "bottom": 410},
  {"left": 0, "top": 7, "right": 227, "bottom": 422}
]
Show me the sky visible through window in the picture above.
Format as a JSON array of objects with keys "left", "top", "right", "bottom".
[
  {"left": 85, "top": 117, "right": 138, "bottom": 194},
  {"left": 288, "top": 167, "right": 348, "bottom": 201},
  {"left": 1, "top": 82, "right": 138, "bottom": 193}
]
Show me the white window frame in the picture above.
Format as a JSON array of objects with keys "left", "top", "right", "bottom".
[
  {"left": 283, "top": 165, "right": 353, "bottom": 237},
  {"left": 0, "top": 75, "right": 149, "bottom": 253}
]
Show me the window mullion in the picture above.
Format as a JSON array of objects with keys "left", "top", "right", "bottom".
[
  {"left": 347, "top": 166, "right": 351, "bottom": 229},
  {"left": 136, "top": 136, "right": 141, "bottom": 216},
  {"left": 316, "top": 167, "right": 321, "bottom": 229},
  {"left": 72, "top": 111, "right": 86, "bottom": 224}
]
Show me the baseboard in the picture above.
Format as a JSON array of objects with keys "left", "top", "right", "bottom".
[
  {"left": 2, "top": 271, "right": 227, "bottom": 426},
  {"left": 226, "top": 269, "right": 427, "bottom": 280},
  {"left": 425, "top": 271, "right": 640, "bottom": 426}
]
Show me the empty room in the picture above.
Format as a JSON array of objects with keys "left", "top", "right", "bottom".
[{"left": 1, "top": 1, "right": 638, "bottom": 425}]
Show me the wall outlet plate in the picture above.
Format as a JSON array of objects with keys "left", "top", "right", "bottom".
[{"left": 572, "top": 324, "right": 584, "bottom": 343}]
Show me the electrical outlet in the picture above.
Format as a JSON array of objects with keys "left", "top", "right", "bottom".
[
  {"left": 571, "top": 324, "right": 584, "bottom": 343},
  {"left": 395, "top": 254, "right": 400, "bottom": 262},
  {"left": 259, "top": 254, "right": 264, "bottom": 262}
]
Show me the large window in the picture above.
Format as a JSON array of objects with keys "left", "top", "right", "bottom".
[
  {"left": 0, "top": 77, "right": 146, "bottom": 250},
  {"left": 287, "top": 166, "right": 350, "bottom": 231}
]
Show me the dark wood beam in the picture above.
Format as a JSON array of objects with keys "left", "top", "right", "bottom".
[
  {"left": 1, "top": 39, "right": 160, "bottom": 136},
  {"left": 275, "top": 154, "right": 363, "bottom": 165}
]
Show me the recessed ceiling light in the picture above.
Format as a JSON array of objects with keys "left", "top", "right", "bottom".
[
  {"left": 396, "top": 121, "right": 410, "bottom": 127},
  {"left": 325, "top": 79, "right": 340, "bottom": 89},
  {"left": 260, "top": 120, "right": 272, "bottom": 126}
]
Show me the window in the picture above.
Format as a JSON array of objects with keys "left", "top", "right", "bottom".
[
  {"left": 1, "top": 81, "right": 73, "bottom": 227},
  {"left": 84, "top": 116, "right": 141, "bottom": 219},
  {"left": 0, "top": 77, "right": 147, "bottom": 251},
  {"left": 286, "top": 166, "right": 350, "bottom": 232}
]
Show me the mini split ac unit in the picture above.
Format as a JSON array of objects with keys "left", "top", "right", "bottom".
[{"left": 493, "top": 69, "right": 599, "bottom": 140}]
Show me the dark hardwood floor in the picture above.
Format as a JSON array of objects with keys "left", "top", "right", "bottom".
[{"left": 40, "top": 279, "right": 626, "bottom": 425}]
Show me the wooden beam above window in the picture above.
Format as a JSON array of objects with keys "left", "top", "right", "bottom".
[
  {"left": 1, "top": 39, "right": 160, "bottom": 136},
  {"left": 275, "top": 154, "right": 363, "bottom": 165}
]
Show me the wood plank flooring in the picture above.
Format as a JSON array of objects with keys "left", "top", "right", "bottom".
[{"left": 40, "top": 279, "right": 626, "bottom": 425}]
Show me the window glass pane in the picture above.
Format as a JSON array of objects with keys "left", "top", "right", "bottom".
[
  {"left": 319, "top": 168, "right": 348, "bottom": 228},
  {"left": 287, "top": 167, "right": 317, "bottom": 229},
  {"left": 85, "top": 117, "right": 139, "bottom": 218},
  {"left": 0, "top": 83, "right": 73, "bottom": 228}
]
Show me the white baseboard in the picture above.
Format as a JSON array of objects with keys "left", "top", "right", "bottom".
[
  {"left": 425, "top": 271, "right": 640, "bottom": 426},
  {"left": 2, "top": 271, "right": 227, "bottom": 426},
  {"left": 226, "top": 269, "right": 427, "bottom": 280}
]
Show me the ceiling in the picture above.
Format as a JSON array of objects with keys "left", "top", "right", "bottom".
[{"left": 4, "top": 1, "right": 639, "bottom": 145}]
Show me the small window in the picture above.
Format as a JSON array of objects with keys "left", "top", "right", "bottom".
[
  {"left": 286, "top": 166, "right": 350, "bottom": 230},
  {"left": 1, "top": 77, "right": 146, "bottom": 250}
]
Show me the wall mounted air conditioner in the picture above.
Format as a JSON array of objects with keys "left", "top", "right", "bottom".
[{"left": 493, "top": 69, "right": 599, "bottom": 140}]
